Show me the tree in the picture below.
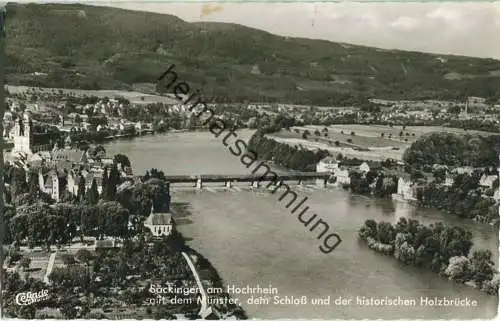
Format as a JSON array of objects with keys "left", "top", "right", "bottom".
[
  {"left": 75, "top": 249, "right": 93, "bottom": 265},
  {"left": 61, "top": 253, "right": 76, "bottom": 265},
  {"left": 359, "top": 219, "right": 377, "bottom": 239},
  {"left": 19, "top": 257, "right": 31, "bottom": 269},
  {"left": 27, "top": 170, "right": 39, "bottom": 195},
  {"left": 444, "top": 256, "right": 472, "bottom": 282},
  {"left": 74, "top": 114, "right": 82, "bottom": 125},
  {"left": 76, "top": 175, "right": 86, "bottom": 202},
  {"left": 86, "top": 179, "right": 99, "bottom": 205},
  {"left": 482, "top": 274, "right": 500, "bottom": 295},
  {"left": 11, "top": 167, "right": 28, "bottom": 199},
  {"left": 114, "top": 153, "right": 131, "bottom": 169},
  {"left": 105, "top": 165, "right": 120, "bottom": 200},
  {"left": 469, "top": 249, "right": 495, "bottom": 287},
  {"left": 377, "top": 222, "right": 396, "bottom": 244},
  {"left": 433, "top": 168, "right": 447, "bottom": 183},
  {"left": 60, "top": 300, "right": 79, "bottom": 319},
  {"left": 18, "top": 305, "right": 36, "bottom": 318},
  {"left": 410, "top": 169, "right": 424, "bottom": 181},
  {"left": 166, "top": 230, "right": 186, "bottom": 252},
  {"left": 101, "top": 168, "right": 108, "bottom": 198},
  {"left": 98, "top": 201, "right": 130, "bottom": 238}
]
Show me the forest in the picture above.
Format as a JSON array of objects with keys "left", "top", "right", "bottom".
[
  {"left": 247, "top": 131, "right": 329, "bottom": 171},
  {"left": 403, "top": 132, "right": 500, "bottom": 168}
]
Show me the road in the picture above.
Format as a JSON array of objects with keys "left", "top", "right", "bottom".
[{"left": 181, "top": 252, "right": 212, "bottom": 319}]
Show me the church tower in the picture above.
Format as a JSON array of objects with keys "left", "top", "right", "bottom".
[{"left": 12, "top": 112, "right": 32, "bottom": 154}]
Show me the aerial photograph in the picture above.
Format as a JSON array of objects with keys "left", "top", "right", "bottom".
[{"left": 0, "top": 1, "right": 499, "bottom": 320}]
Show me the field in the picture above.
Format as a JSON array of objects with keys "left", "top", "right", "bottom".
[
  {"left": 6, "top": 85, "right": 179, "bottom": 105},
  {"left": 268, "top": 125, "right": 499, "bottom": 161}
]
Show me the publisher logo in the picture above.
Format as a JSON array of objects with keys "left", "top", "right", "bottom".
[{"left": 15, "top": 290, "right": 49, "bottom": 305}]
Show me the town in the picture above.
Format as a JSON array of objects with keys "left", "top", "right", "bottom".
[
  {"left": 1, "top": 87, "right": 248, "bottom": 319},
  {"left": 2, "top": 1, "right": 500, "bottom": 319}
]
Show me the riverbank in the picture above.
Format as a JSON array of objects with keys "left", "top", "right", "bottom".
[
  {"left": 358, "top": 218, "right": 500, "bottom": 297},
  {"left": 247, "top": 130, "right": 499, "bottom": 227},
  {"left": 102, "top": 132, "right": 498, "bottom": 319},
  {"left": 185, "top": 247, "right": 247, "bottom": 319}
]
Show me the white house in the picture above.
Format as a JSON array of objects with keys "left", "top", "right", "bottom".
[
  {"left": 453, "top": 166, "right": 475, "bottom": 175},
  {"left": 443, "top": 172, "right": 455, "bottom": 187},
  {"left": 479, "top": 174, "right": 497, "bottom": 189},
  {"left": 333, "top": 168, "right": 350, "bottom": 185},
  {"left": 316, "top": 156, "right": 339, "bottom": 173},
  {"left": 359, "top": 162, "right": 370, "bottom": 173}
]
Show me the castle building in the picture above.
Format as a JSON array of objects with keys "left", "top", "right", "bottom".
[{"left": 38, "top": 168, "right": 68, "bottom": 202}]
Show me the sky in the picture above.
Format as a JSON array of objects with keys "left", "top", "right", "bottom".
[{"left": 8, "top": 1, "right": 500, "bottom": 59}]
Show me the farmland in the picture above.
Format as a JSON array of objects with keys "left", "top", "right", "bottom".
[
  {"left": 268, "top": 125, "right": 500, "bottom": 161},
  {"left": 6, "top": 85, "right": 179, "bottom": 105}
]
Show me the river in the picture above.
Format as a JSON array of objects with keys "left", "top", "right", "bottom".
[{"left": 105, "top": 129, "right": 499, "bottom": 319}]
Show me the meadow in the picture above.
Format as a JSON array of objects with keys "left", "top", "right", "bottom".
[
  {"left": 268, "top": 125, "right": 499, "bottom": 161},
  {"left": 6, "top": 85, "right": 179, "bottom": 105}
]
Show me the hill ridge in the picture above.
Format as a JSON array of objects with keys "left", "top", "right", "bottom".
[{"left": 4, "top": 2, "right": 500, "bottom": 105}]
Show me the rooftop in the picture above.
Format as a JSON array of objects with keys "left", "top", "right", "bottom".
[{"left": 145, "top": 213, "right": 173, "bottom": 226}]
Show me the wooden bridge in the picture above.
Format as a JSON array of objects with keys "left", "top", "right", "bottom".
[{"left": 162, "top": 172, "right": 332, "bottom": 189}]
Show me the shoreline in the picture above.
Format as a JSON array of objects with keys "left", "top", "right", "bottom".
[
  {"left": 185, "top": 246, "right": 248, "bottom": 319},
  {"left": 358, "top": 227, "right": 499, "bottom": 297}
]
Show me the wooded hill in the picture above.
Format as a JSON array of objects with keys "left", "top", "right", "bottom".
[{"left": 4, "top": 3, "right": 500, "bottom": 105}]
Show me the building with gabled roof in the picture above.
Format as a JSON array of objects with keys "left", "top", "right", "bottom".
[
  {"left": 144, "top": 204, "right": 175, "bottom": 237},
  {"left": 38, "top": 168, "right": 68, "bottom": 202}
]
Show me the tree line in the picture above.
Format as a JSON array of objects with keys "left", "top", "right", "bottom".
[
  {"left": 247, "top": 131, "right": 329, "bottom": 171},
  {"left": 358, "top": 217, "right": 499, "bottom": 295},
  {"left": 403, "top": 132, "right": 500, "bottom": 168},
  {"left": 416, "top": 173, "right": 498, "bottom": 223}
]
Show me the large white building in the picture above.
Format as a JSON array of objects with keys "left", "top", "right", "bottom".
[
  {"left": 316, "top": 156, "right": 339, "bottom": 173},
  {"left": 316, "top": 157, "right": 351, "bottom": 186}
]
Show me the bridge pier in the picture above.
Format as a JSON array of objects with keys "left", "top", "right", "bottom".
[
  {"left": 196, "top": 178, "right": 203, "bottom": 189},
  {"left": 252, "top": 180, "right": 260, "bottom": 188},
  {"left": 225, "top": 180, "right": 232, "bottom": 188}
]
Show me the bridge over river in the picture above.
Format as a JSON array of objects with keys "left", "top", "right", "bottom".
[{"left": 159, "top": 172, "right": 333, "bottom": 189}]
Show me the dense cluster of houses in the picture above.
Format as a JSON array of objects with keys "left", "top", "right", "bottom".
[
  {"left": 3, "top": 112, "right": 130, "bottom": 201},
  {"left": 3, "top": 111, "right": 176, "bottom": 239}
]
